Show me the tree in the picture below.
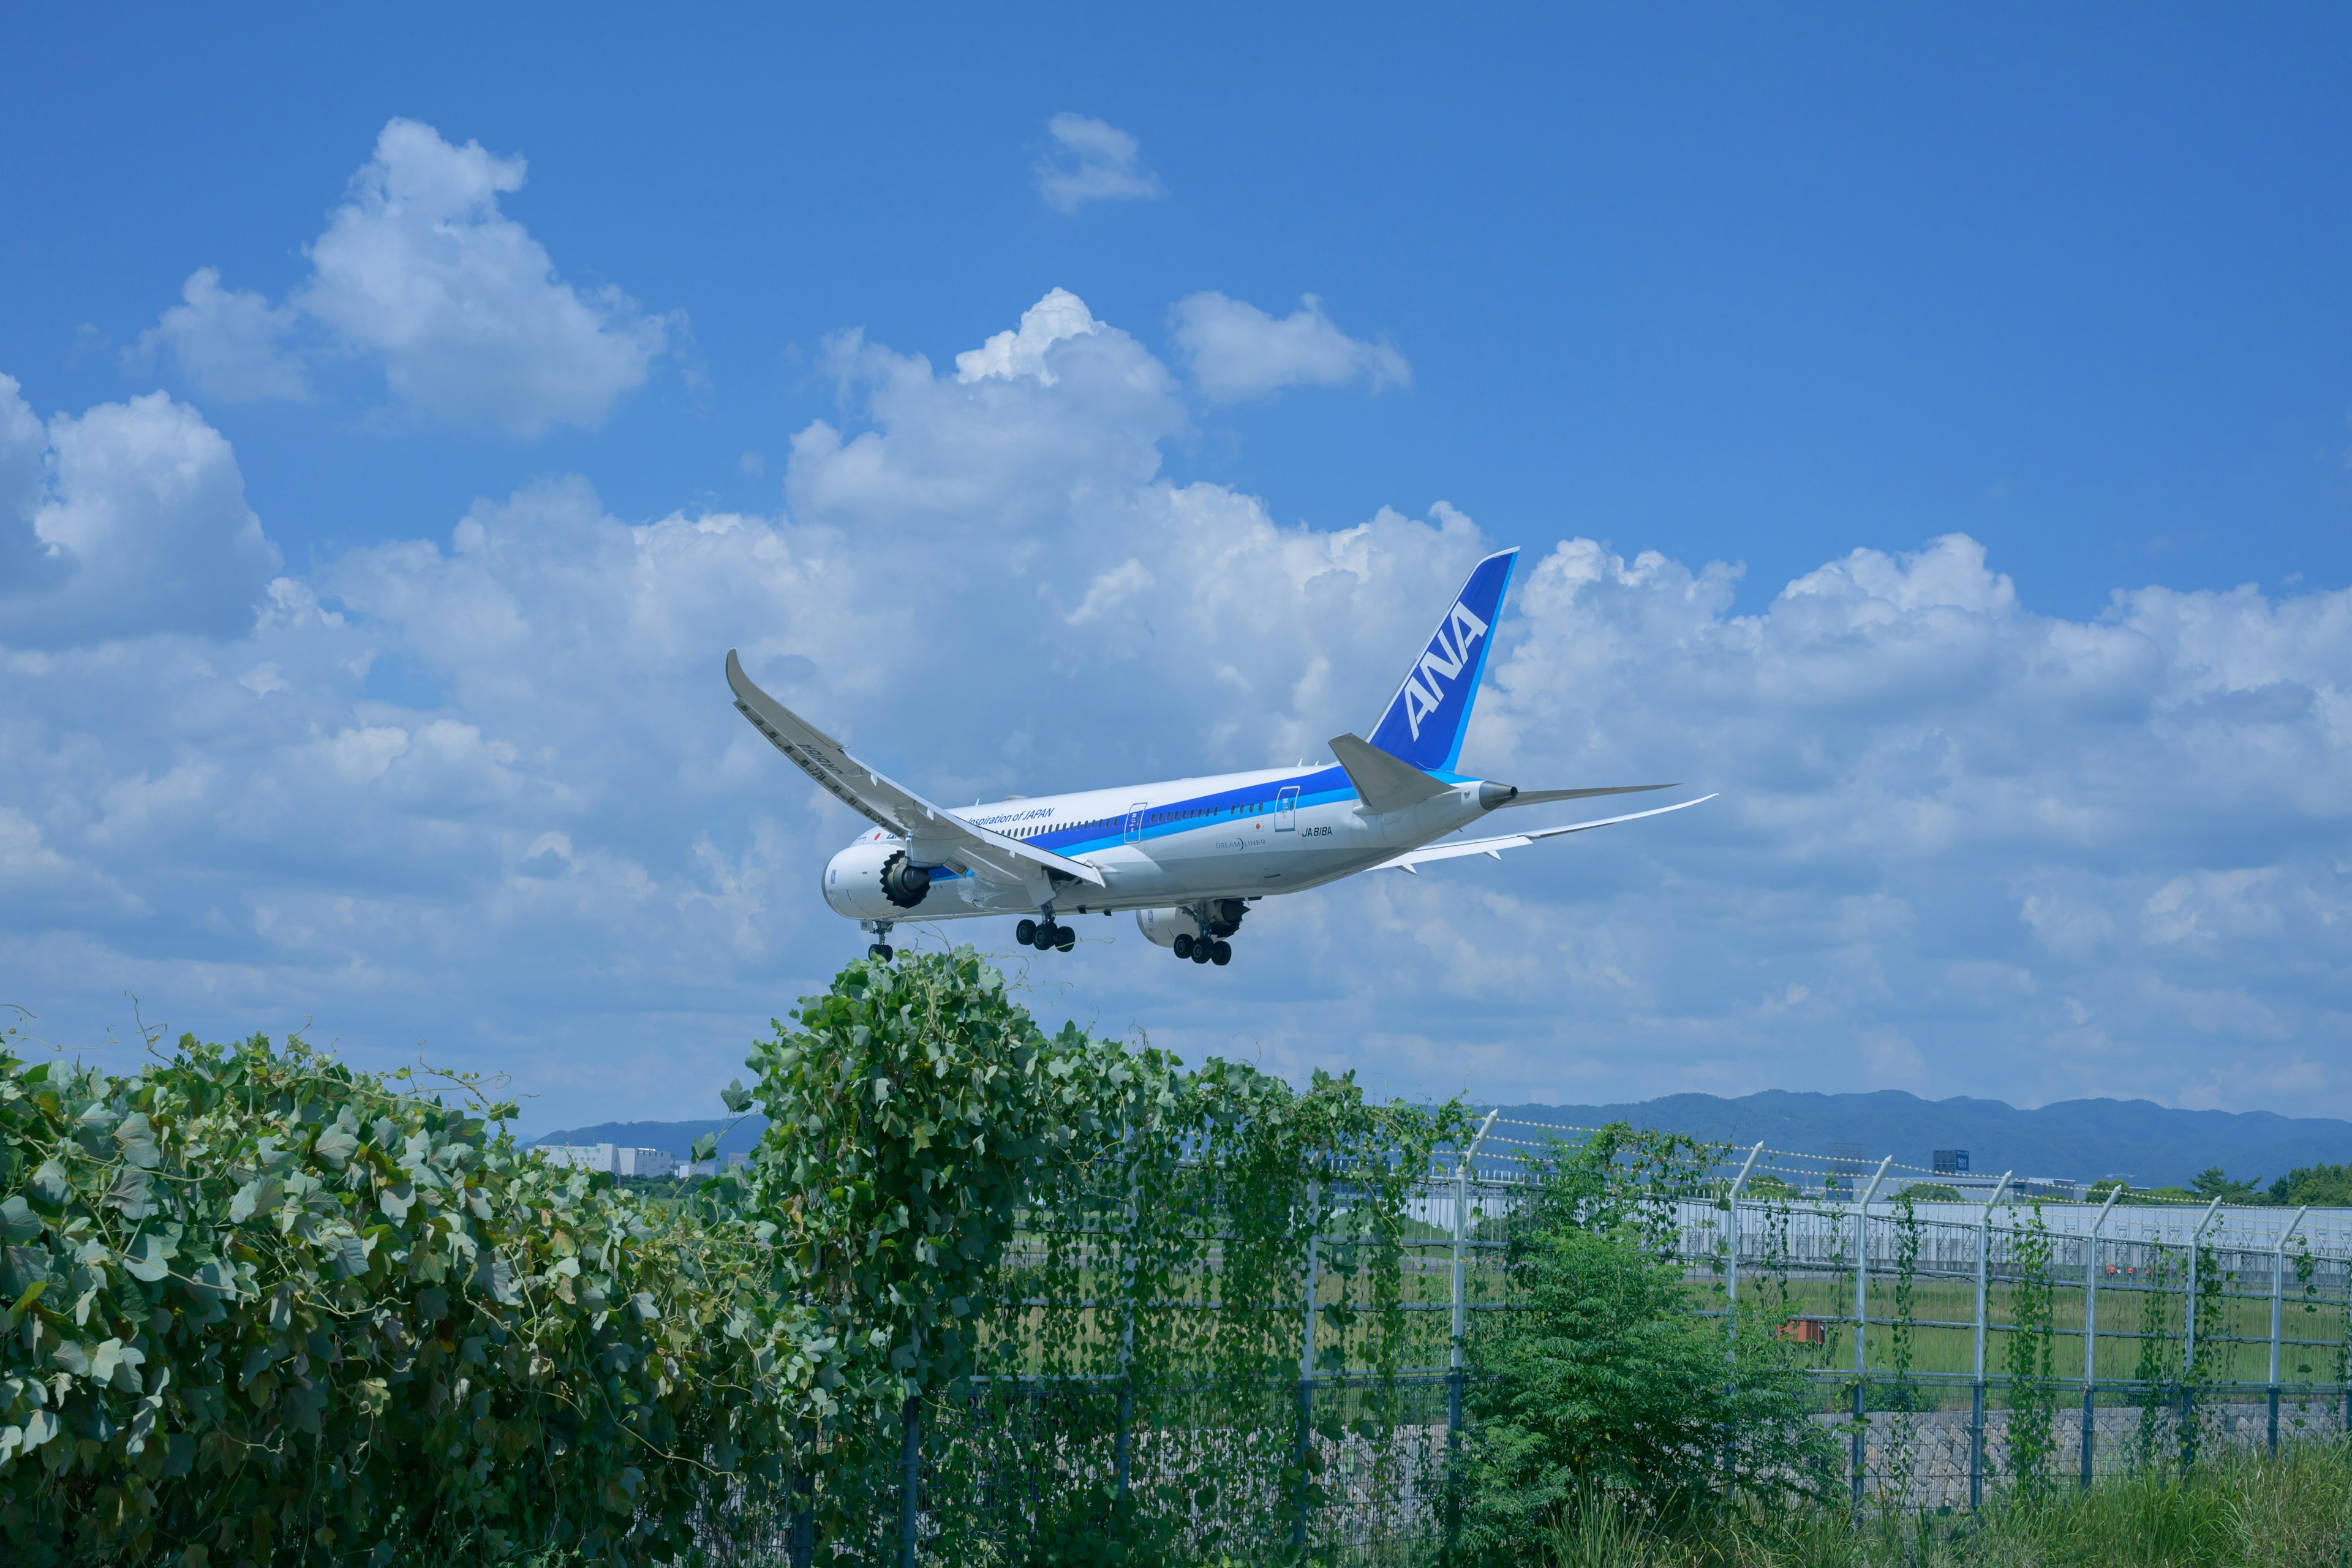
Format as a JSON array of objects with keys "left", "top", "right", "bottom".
[
  {"left": 2189, "top": 1166, "right": 2266, "bottom": 1204},
  {"left": 1899, "top": 1182, "right": 1962, "bottom": 1202},
  {"left": 2269, "top": 1163, "right": 2352, "bottom": 1207},
  {"left": 1455, "top": 1126, "right": 1833, "bottom": 1559}
]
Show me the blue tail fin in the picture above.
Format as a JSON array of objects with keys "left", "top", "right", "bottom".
[{"left": 1366, "top": 548, "right": 1518, "bottom": 772}]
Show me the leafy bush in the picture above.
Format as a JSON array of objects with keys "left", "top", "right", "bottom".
[
  {"left": 1455, "top": 1125, "right": 1834, "bottom": 1561},
  {"left": 0, "top": 1030, "right": 840, "bottom": 1566}
]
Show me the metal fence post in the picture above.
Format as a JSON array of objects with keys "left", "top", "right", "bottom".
[
  {"left": 1115, "top": 1150, "right": 1140, "bottom": 1501},
  {"left": 1722, "top": 1141, "right": 1763, "bottom": 1479},
  {"left": 1295, "top": 1224, "right": 1318, "bottom": 1554},
  {"left": 1972, "top": 1171, "right": 2011, "bottom": 1509},
  {"left": 789, "top": 1464, "right": 813, "bottom": 1568},
  {"left": 2183, "top": 1196, "right": 2223, "bottom": 1378},
  {"left": 2270, "top": 1206, "right": 2310, "bottom": 1457},
  {"left": 1970, "top": 1380, "right": 1986, "bottom": 1509},
  {"left": 899, "top": 1395, "right": 920, "bottom": 1568},
  {"left": 1449, "top": 1110, "right": 1499, "bottom": 1446},
  {"left": 1849, "top": 1156, "right": 1891, "bottom": 1504},
  {"left": 2081, "top": 1185, "right": 2120, "bottom": 1489}
]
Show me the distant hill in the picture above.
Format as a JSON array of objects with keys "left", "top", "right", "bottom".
[
  {"left": 533, "top": 1090, "right": 2352, "bottom": 1189},
  {"left": 1493, "top": 1090, "right": 2352, "bottom": 1188}
]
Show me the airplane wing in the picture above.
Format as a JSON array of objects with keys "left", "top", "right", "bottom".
[
  {"left": 725, "top": 650, "right": 1105, "bottom": 889},
  {"left": 1375, "top": 793, "right": 1719, "bottom": 873}
]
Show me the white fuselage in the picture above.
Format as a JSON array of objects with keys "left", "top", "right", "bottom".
[{"left": 820, "top": 761, "right": 1494, "bottom": 924}]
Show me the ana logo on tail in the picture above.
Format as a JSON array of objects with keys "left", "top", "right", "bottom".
[{"left": 1401, "top": 599, "right": 1491, "bottom": 739}]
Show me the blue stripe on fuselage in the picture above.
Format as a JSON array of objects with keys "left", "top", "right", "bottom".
[{"left": 962, "top": 767, "right": 1362, "bottom": 856}]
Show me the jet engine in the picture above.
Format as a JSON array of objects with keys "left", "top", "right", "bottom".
[
  {"left": 822, "top": 836, "right": 938, "bottom": 919},
  {"left": 1134, "top": 907, "right": 1189, "bottom": 948}
]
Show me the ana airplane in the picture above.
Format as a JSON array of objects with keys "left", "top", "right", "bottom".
[{"left": 725, "top": 548, "right": 1714, "bottom": 965}]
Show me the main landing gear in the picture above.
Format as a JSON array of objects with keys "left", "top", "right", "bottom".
[
  {"left": 1172, "top": 933, "right": 1232, "bottom": 967},
  {"left": 1170, "top": 897, "right": 1245, "bottom": 967},
  {"left": 1016, "top": 913, "right": 1077, "bottom": 954},
  {"left": 862, "top": 919, "right": 895, "bottom": 962}
]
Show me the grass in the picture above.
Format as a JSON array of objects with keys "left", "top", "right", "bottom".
[{"left": 1528, "top": 1441, "right": 2352, "bottom": 1567}]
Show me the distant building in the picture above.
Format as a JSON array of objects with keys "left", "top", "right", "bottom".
[
  {"left": 1934, "top": 1149, "right": 1970, "bottom": 1175},
  {"left": 535, "top": 1142, "right": 676, "bottom": 1178}
]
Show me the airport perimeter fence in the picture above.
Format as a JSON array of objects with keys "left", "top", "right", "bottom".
[{"left": 696, "top": 1116, "right": 2352, "bottom": 1564}]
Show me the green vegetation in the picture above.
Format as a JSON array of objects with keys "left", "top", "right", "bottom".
[
  {"left": 1897, "top": 1182, "right": 1962, "bottom": 1202},
  {"left": 0, "top": 1028, "right": 835, "bottom": 1567},
  {"left": 1454, "top": 1128, "right": 1834, "bottom": 1559},
  {"left": 2270, "top": 1161, "right": 2352, "bottom": 1207},
  {"left": 1504, "top": 1443, "right": 2352, "bottom": 1567},
  {"left": 7, "top": 961, "right": 2351, "bottom": 1567}
]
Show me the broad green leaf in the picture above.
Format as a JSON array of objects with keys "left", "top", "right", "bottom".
[
  {"left": 0, "top": 1196, "right": 38, "bottom": 1243},
  {"left": 228, "top": 1175, "right": 282, "bottom": 1223},
  {"left": 28, "top": 1159, "right": 70, "bottom": 1208},
  {"left": 121, "top": 1232, "right": 173, "bottom": 1283},
  {"left": 113, "top": 1111, "right": 160, "bottom": 1169}
]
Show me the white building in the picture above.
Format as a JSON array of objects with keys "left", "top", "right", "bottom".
[{"left": 535, "top": 1143, "right": 677, "bottom": 1178}]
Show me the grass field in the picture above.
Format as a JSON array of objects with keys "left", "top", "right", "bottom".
[{"left": 1525, "top": 1441, "right": 2352, "bottom": 1567}]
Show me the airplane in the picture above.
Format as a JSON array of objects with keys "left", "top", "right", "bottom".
[{"left": 724, "top": 547, "right": 1715, "bottom": 965}]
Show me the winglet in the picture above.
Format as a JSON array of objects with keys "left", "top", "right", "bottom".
[{"left": 1330, "top": 733, "right": 1453, "bottom": 816}]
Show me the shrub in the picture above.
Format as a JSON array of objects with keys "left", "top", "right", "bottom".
[
  {"left": 0, "top": 1031, "right": 841, "bottom": 1566},
  {"left": 1455, "top": 1126, "right": 1834, "bottom": 1561}
]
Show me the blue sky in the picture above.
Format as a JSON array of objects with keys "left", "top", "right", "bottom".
[{"left": 4, "top": 7, "right": 2350, "bottom": 1132}]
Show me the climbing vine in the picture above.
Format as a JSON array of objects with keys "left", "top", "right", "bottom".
[
  {"left": 1875, "top": 1188, "right": 1922, "bottom": 1513},
  {"left": 734, "top": 948, "right": 1463, "bottom": 1562},
  {"left": 2130, "top": 1246, "right": 2179, "bottom": 1472},
  {"left": 2002, "top": 1204, "right": 2059, "bottom": 1496}
]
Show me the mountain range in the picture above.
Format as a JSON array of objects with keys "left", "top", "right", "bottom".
[{"left": 531, "top": 1089, "right": 2352, "bottom": 1188}]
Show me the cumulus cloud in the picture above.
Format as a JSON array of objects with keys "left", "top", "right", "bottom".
[
  {"left": 135, "top": 119, "right": 672, "bottom": 435},
  {"left": 0, "top": 380, "right": 281, "bottom": 647},
  {"left": 1035, "top": 113, "right": 1164, "bottom": 213},
  {"left": 131, "top": 268, "right": 307, "bottom": 402},
  {"left": 4, "top": 293, "right": 2350, "bottom": 1131},
  {"left": 1171, "top": 292, "right": 1411, "bottom": 402}
]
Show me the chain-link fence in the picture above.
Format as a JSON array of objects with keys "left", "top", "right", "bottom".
[{"left": 698, "top": 1116, "right": 2352, "bottom": 1561}]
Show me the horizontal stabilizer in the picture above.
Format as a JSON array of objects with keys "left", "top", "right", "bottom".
[
  {"left": 1494, "top": 783, "right": 1678, "bottom": 808},
  {"left": 1377, "top": 793, "right": 1719, "bottom": 873},
  {"left": 1330, "top": 733, "right": 1453, "bottom": 816}
]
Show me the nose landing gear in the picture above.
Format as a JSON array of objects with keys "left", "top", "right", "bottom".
[{"left": 862, "top": 919, "right": 896, "bottom": 962}]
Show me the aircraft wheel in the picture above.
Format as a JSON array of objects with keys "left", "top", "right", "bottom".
[
  {"left": 1055, "top": 926, "right": 1076, "bottom": 954},
  {"left": 1016, "top": 918, "right": 1038, "bottom": 946},
  {"left": 1191, "top": 941, "right": 1212, "bottom": 964},
  {"left": 869, "top": 943, "right": 894, "bottom": 962},
  {"left": 1173, "top": 934, "right": 1193, "bottom": 960},
  {"left": 1210, "top": 940, "right": 1232, "bottom": 967}
]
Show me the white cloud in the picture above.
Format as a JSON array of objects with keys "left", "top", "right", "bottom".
[
  {"left": 954, "top": 288, "right": 1102, "bottom": 384},
  {"left": 1171, "top": 292, "right": 1411, "bottom": 402},
  {"left": 1035, "top": 113, "right": 1164, "bottom": 214},
  {"left": 132, "top": 268, "right": 307, "bottom": 402},
  {"left": 4, "top": 293, "right": 2352, "bottom": 1130},
  {"left": 0, "top": 385, "right": 281, "bottom": 647},
  {"left": 299, "top": 119, "right": 671, "bottom": 434},
  {"left": 133, "top": 119, "right": 671, "bottom": 435}
]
